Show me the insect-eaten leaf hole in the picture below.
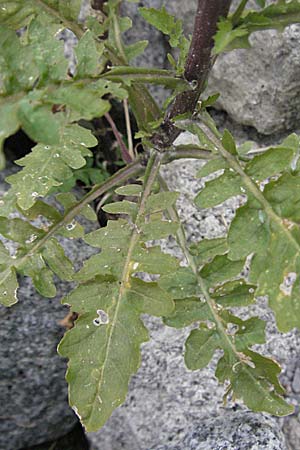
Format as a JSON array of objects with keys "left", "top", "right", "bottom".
[{"left": 93, "top": 309, "right": 109, "bottom": 326}]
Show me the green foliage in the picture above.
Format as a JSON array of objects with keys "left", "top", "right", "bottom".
[
  {"left": 59, "top": 186, "right": 179, "bottom": 431},
  {"left": 139, "top": 6, "right": 190, "bottom": 74},
  {"left": 214, "top": 0, "right": 300, "bottom": 54},
  {"left": 1, "top": 0, "right": 300, "bottom": 436}
]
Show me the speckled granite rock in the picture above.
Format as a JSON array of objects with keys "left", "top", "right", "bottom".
[
  {"left": 0, "top": 165, "right": 98, "bottom": 450},
  {"left": 88, "top": 130, "right": 298, "bottom": 450},
  {"left": 208, "top": 23, "right": 300, "bottom": 135},
  {"left": 150, "top": 412, "right": 288, "bottom": 450}
]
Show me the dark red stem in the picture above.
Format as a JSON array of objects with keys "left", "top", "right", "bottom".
[{"left": 152, "top": 0, "right": 232, "bottom": 149}]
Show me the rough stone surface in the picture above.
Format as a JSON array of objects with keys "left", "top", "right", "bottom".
[
  {"left": 208, "top": 24, "right": 300, "bottom": 135},
  {"left": 0, "top": 164, "right": 98, "bottom": 450},
  {"left": 88, "top": 130, "right": 298, "bottom": 450},
  {"left": 151, "top": 413, "right": 287, "bottom": 450},
  {"left": 122, "top": 0, "right": 300, "bottom": 135}
]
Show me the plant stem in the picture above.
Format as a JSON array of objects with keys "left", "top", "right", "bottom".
[
  {"left": 104, "top": 112, "right": 132, "bottom": 163},
  {"left": 151, "top": 0, "right": 232, "bottom": 149},
  {"left": 162, "top": 147, "right": 215, "bottom": 163},
  {"left": 158, "top": 175, "right": 238, "bottom": 354},
  {"left": 232, "top": 0, "right": 250, "bottom": 26},
  {"left": 123, "top": 99, "right": 135, "bottom": 160}
]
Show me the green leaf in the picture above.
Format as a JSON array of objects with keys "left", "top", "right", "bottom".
[
  {"left": 127, "top": 277, "right": 174, "bottom": 316},
  {"left": 159, "top": 267, "right": 199, "bottom": 300},
  {"left": 195, "top": 170, "right": 243, "bottom": 208},
  {"left": 245, "top": 147, "right": 295, "bottom": 181},
  {"left": 58, "top": 280, "right": 149, "bottom": 431},
  {"left": 139, "top": 6, "right": 190, "bottom": 73},
  {"left": 58, "top": 185, "right": 180, "bottom": 431},
  {"left": 42, "top": 238, "right": 74, "bottom": 281},
  {"left": 7, "top": 124, "right": 96, "bottom": 210},
  {"left": 102, "top": 200, "right": 138, "bottom": 218},
  {"left": 228, "top": 204, "right": 270, "bottom": 260},
  {"left": 197, "top": 159, "right": 228, "bottom": 178},
  {"left": 75, "top": 30, "right": 105, "bottom": 79},
  {"left": 124, "top": 40, "right": 148, "bottom": 61},
  {"left": 213, "top": 19, "right": 249, "bottom": 54},
  {"left": 115, "top": 184, "right": 143, "bottom": 196},
  {"left": 0, "top": 217, "right": 44, "bottom": 244},
  {"left": 185, "top": 325, "right": 221, "bottom": 370},
  {"left": 28, "top": 18, "right": 68, "bottom": 82},
  {"left": 190, "top": 238, "right": 228, "bottom": 265},
  {"left": 212, "top": 280, "right": 256, "bottom": 307},
  {"left": 19, "top": 253, "right": 57, "bottom": 298},
  {"left": 200, "top": 254, "right": 245, "bottom": 288},
  {"left": 217, "top": 350, "right": 294, "bottom": 416},
  {"left": 17, "top": 97, "right": 62, "bottom": 145},
  {"left": 0, "top": 0, "right": 82, "bottom": 29},
  {"left": 0, "top": 266, "right": 18, "bottom": 307},
  {"left": 0, "top": 101, "right": 20, "bottom": 168},
  {"left": 164, "top": 297, "right": 211, "bottom": 329},
  {"left": 0, "top": 26, "right": 39, "bottom": 94},
  {"left": 222, "top": 129, "right": 237, "bottom": 155}
]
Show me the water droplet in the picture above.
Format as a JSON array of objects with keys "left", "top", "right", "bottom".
[
  {"left": 44, "top": 145, "right": 50, "bottom": 150},
  {"left": 31, "top": 192, "right": 39, "bottom": 198},
  {"left": 54, "top": 153, "right": 60, "bottom": 158},
  {"left": 132, "top": 262, "right": 139, "bottom": 270},
  {"left": 2, "top": 291, "right": 7, "bottom": 296},
  {"left": 117, "top": 248, "right": 121, "bottom": 252}
]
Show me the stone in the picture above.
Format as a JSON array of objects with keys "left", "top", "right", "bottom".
[
  {"left": 88, "top": 130, "right": 298, "bottom": 450},
  {"left": 151, "top": 413, "right": 288, "bottom": 450},
  {"left": 0, "top": 164, "right": 98, "bottom": 450},
  {"left": 208, "top": 23, "right": 300, "bottom": 135}
]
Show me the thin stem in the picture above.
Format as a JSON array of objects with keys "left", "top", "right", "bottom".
[
  {"left": 112, "top": 12, "right": 127, "bottom": 63},
  {"left": 158, "top": 175, "right": 240, "bottom": 358},
  {"left": 232, "top": 0, "right": 250, "bottom": 26},
  {"left": 14, "top": 159, "right": 143, "bottom": 270},
  {"left": 123, "top": 99, "right": 135, "bottom": 160},
  {"left": 104, "top": 112, "right": 132, "bottom": 163},
  {"left": 162, "top": 147, "right": 215, "bottom": 163}
]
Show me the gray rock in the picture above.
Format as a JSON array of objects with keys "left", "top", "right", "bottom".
[
  {"left": 0, "top": 164, "right": 98, "bottom": 450},
  {"left": 88, "top": 132, "right": 298, "bottom": 450},
  {"left": 208, "top": 24, "right": 300, "bottom": 135},
  {"left": 151, "top": 413, "right": 288, "bottom": 450}
]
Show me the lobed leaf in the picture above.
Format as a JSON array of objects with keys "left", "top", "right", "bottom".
[{"left": 58, "top": 186, "right": 180, "bottom": 430}]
